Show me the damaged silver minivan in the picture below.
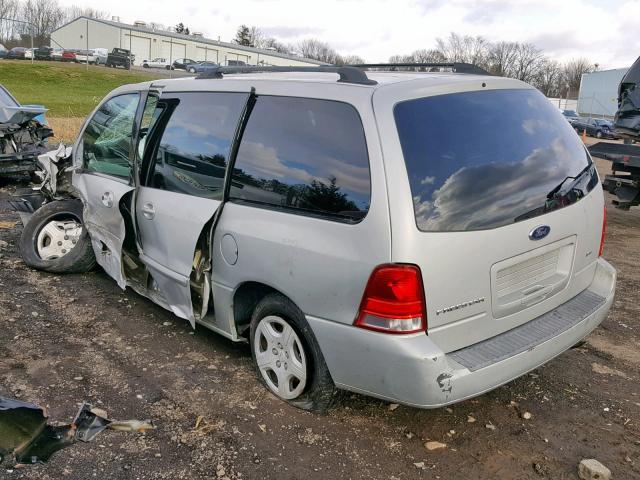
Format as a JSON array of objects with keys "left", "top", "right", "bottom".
[{"left": 18, "top": 65, "right": 616, "bottom": 411}]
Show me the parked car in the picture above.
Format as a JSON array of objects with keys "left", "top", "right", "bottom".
[
  {"left": 561, "top": 109, "right": 580, "bottom": 125},
  {"left": 172, "top": 58, "right": 197, "bottom": 70},
  {"left": 6, "top": 47, "right": 27, "bottom": 60},
  {"left": 34, "top": 46, "right": 53, "bottom": 61},
  {"left": 227, "top": 59, "right": 247, "bottom": 66},
  {"left": 142, "top": 58, "right": 172, "bottom": 69},
  {"left": 19, "top": 66, "right": 615, "bottom": 412},
  {"left": 51, "top": 48, "right": 64, "bottom": 61},
  {"left": 185, "top": 61, "right": 218, "bottom": 74},
  {"left": 93, "top": 48, "right": 108, "bottom": 65},
  {"left": 0, "top": 44, "right": 8, "bottom": 59},
  {"left": 61, "top": 50, "right": 78, "bottom": 62},
  {"left": 573, "top": 117, "right": 618, "bottom": 139},
  {"left": 105, "top": 48, "right": 134, "bottom": 68},
  {"left": 75, "top": 49, "right": 98, "bottom": 64}
]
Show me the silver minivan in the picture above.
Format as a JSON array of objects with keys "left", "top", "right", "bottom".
[{"left": 20, "top": 65, "right": 616, "bottom": 411}]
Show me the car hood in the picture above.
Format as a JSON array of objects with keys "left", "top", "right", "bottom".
[{"left": 0, "top": 105, "right": 47, "bottom": 124}]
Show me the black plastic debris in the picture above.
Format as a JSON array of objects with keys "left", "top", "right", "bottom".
[{"left": 0, "top": 396, "right": 155, "bottom": 467}]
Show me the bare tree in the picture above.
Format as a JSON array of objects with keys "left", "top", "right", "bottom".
[
  {"left": 296, "top": 38, "right": 341, "bottom": 64},
  {"left": 258, "top": 36, "right": 290, "bottom": 53},
  {"left": 337, "top": 54, "right": 365, "bottom": 65},
  {"left": 20, "top": 0, "right": 65, "bottom": 45},
  {"left": 0, "top": 0, "right": 20, "bottom": 42},
  {"left": 563, "top": 58, "right": 595, "bottom": 98},
  {"left": 435, "top": 32, "right": 491, "bottom": 69},
  {"left": 488, "top": 41, "right": 519, "bottom": 76},
  {"left": 533, "top": 59, "right": 562, "bottom": 97},
  {"left": 509, "top": 42, "right": 544, "bottom": 83},
  {"left": 63, "top": 5, "right": 109, "bottom": 22}
]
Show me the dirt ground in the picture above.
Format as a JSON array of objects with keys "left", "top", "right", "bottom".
[{"left": 0, "top": 143, "right": 639, "bottom": 479}]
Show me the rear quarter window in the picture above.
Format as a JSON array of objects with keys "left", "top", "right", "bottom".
[
  {"left": 229, "top": 96, "right": 371, "bottom": 223},
  {"left": 394, "top": 88, "right": 597, "bottom": 231}
]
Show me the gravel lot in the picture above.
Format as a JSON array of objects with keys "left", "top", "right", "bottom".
[{"left": 0, "top": 145, "right": 639, "bottom": 479}]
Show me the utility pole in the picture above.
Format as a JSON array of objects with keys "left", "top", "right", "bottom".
[{"left": 0, "top": 17, "right": 35, "bottom": 64}]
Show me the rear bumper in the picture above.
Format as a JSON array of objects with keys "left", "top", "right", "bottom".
[{"left": 307, "top": 258, "right": 616, "bottom": 408}]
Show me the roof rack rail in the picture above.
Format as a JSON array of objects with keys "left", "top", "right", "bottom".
[
  {"left": 353, "top": 62, "right": 491, "bottom": 75},
  {"left": 196, "top": 65, "right": 378, "bottom": 85}
]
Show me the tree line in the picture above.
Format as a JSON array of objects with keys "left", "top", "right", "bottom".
[
  {"left": 233, "top": 27, "right": 595, "bottom": 98},
  {"left": 0, "top": 0, "right": 107, "bottom": 47},
  {"left": 388, "top": 33, "right": 596, "bottom": 99}
]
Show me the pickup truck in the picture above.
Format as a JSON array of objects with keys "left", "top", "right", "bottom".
[{"left": 105, "top": 48, "right": 134, "bottom": 69}]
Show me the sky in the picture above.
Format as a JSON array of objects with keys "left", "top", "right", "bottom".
[{"left": 59, "top": 0, "right": 640, "bottom": 69}]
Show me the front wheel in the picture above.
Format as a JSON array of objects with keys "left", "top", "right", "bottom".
[
  {"left": 19, "top": 199, "right": 96, "bottom": 274},
  {"left": 188, "top": 67, "right": 196, "bottom": 73},
  {"left": 596, "top": 130, "right": 603, "bottom": 138},
  {"left": 250, "top": 293, "right": 336, "bottom": 411}
]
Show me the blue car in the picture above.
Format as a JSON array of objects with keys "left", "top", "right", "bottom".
[{"left": 185, "top": 61, "right": 219, "bottom": 74}]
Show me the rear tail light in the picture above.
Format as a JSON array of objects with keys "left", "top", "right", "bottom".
[
  {"left": 354, "top": 264, "right": 427, "bottom": 334},
  {"left": 599, "top": 206, "right": 607, "bottom": 257}
]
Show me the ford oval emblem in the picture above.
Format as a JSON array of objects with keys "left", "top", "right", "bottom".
[{"left": 529, "top": 225, "right": 551, "bottom": 241}]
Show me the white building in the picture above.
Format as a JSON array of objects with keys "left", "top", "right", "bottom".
[
  {"left": 51, "top": 17, "right": 326, "bottom": 67},
  {"left": 578, "top": 67, "right": 629, "bottom": 118}
]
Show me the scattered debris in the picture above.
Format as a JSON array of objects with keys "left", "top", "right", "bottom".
[
  {"left": 485, "top": 423, "right": 496, "bottom": 431},
  {"left": 388, "top": 403, "right": 399, "bottom": 411},
  {"left": 522, "top": 412, "right": 533, "bottom": 420},
  {"left": 0, "top": 395, "right": 155, "bottom": 467},
  {"left": 467, "top": 415, "right": 476, "bottom": 423},
  {"left": 0, "top": 221, "right": 16, "bottom": 229},
  {"left": 424, "top": 441, "right": 447, "bottom": 451},
  {"left": 578, "top": 458, "right": 612, "bottom": 480},
  {"left": 413, "top": 461, "right": 425, "bottom": 469}
]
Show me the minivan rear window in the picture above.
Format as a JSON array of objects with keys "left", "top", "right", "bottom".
[{"left": 394, "top": 89, "right": 597, "bottom": 231}]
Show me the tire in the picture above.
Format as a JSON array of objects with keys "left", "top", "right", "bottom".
[
  {"left": 143, "top": 63, "right": 149, "bottom": 68},
  {"left": 189, "top": 67, "right": 196, "bottom": 73},
  {"left": 249, "top": 293, "right": 337, "bottom": 412},
  {"left": 20, "top": 199, "right": 96, "bottom": 274},
  {"left": 596, "top": 130, "right": 603, "bottom": 139}
]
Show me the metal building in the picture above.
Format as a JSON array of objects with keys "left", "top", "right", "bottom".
[
  {"left": 578, "top": 67, "right": 629, "bottom": 118},
  {"left": 50, "top": 16, "right": 326, "bottom": 67}
]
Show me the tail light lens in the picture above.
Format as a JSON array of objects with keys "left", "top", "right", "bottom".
[
  {"left": 354, "top": 264, "right": 426, "bottom": 334},
  {"left": 599, "top": 206, "right": 607, "bottom": 257}
]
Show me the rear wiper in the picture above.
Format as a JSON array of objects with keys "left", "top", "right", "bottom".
[{"left": 546, "top": 164, "right": 593, "bottom": 200}]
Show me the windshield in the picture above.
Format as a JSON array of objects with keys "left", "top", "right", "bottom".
[{"left": 394, "top": 88, "right": 598, "bottom": 231}]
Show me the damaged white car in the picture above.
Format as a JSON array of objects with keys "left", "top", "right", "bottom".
[
  {"left": 0, "top": 84, "right": 53, "bottom": 178},
  {"left": 17, "top": 65, "right": 616, "bottom": 412}
]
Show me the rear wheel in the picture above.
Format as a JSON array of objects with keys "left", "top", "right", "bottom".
[
  {"left": 19, "top": 199, "right": 96, "bottom": 274},
  {"left": 596, "top": 130, "right": 603, "bottom": 138},
  {"left": 249, "top": 293, "right": 337, "bottom": 412},
  {"left": 189, "top": 67, "right": 196, "bottom": 73}
]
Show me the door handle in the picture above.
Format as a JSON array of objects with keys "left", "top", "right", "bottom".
[
  {"left": 141, "top": 202, "right": 156, "bottom": 219},
  {"left": 101, "top": 191, "right": 114, "bottom": 207}
]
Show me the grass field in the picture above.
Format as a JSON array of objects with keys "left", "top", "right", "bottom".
[{"left": 0, "top": 60, "right": 161, "bottom": 117}]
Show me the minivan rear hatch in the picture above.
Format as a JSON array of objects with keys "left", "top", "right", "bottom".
[{"left": 374, "top": 81, "right": 604, "bottom": 352}]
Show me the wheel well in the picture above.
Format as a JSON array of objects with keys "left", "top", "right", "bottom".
[{"left": 233, "top": 282, "right": 281, "bottom": 338}]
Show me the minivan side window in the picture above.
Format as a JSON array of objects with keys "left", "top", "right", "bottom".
[
  {"left": 146, "top": 92, "right": 247, "bottom": 200},
  {"left": 230, "top": 96, "right": 370, "bottom": 222},
  {"left": 83, "top": 93, "right": 139, "bottom": 179}
]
